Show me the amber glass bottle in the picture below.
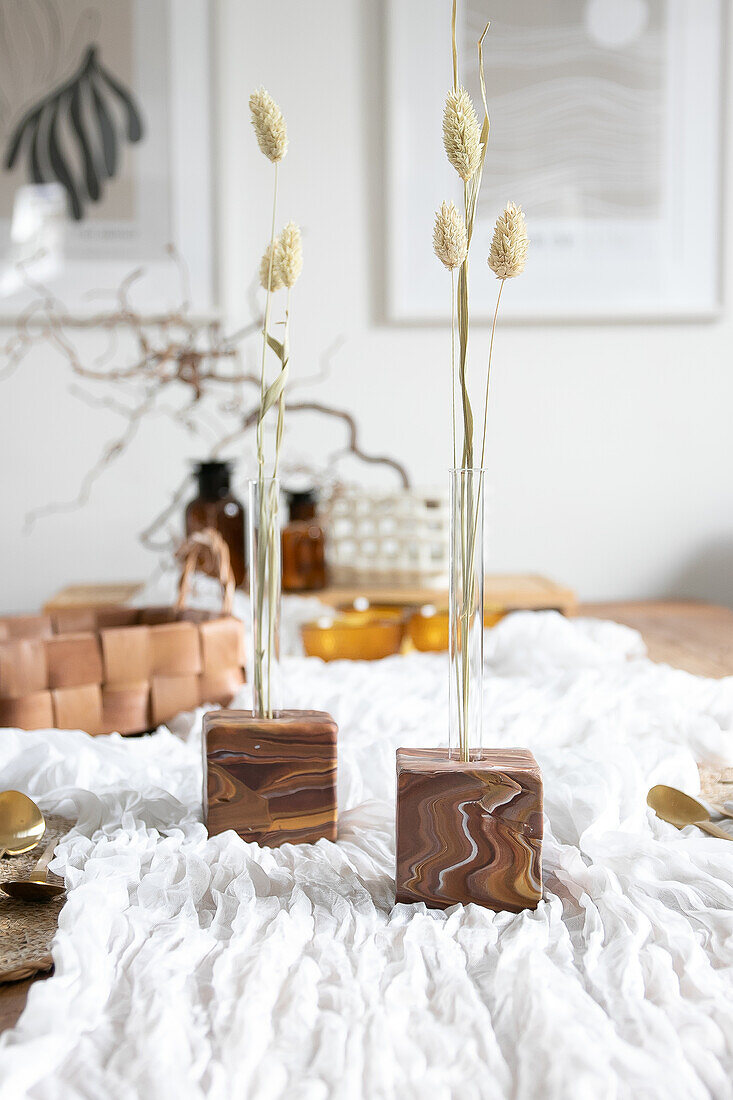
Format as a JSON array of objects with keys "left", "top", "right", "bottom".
[
  {"left": 281, "top": 489, "right": 327, "bottom": 592},
  {"left": 185, "top": 461, "right": 247, "bottom": 587}
]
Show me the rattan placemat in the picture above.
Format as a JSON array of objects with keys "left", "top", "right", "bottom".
[
  {"left": 0, "top": 814, "right": 71, "bottom": 984},
  {"left": 699, "top": 764, "right": 733, "bottom": 809}
]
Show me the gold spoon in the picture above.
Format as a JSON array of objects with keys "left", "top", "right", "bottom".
[
  {"left": 0, "top": 791, "right": 45, "bottom": 858},
  {"left": 1, "top": 839, "right": 65, "bottom": 902},
  {"left": 647, "top": 785, "right": 733, "bottom": 841},
  {"left": 649, "top": 783, "right": 733, "bottom": 822}
]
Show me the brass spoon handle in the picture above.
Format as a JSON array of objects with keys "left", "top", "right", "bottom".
[
  {"left": 29, "top": 840, "right": 57, "bottom": 883},
  {"left": 694, "top": 820, "right": 733, "bottom": 841}
]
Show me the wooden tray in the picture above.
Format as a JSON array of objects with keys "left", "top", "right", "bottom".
[
  {"left": 43, "top": 582, "right": 143, "bottom": 611},
  {"left": 315, "top": 573, "right": 577, "bottom": 614}
]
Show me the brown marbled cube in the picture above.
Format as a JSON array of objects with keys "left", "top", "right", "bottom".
[
  {"left": 204, "top": 709, "right": 338, "bottom": 847},
  {"left": 395, "top": 747, "right": 543, "bottom": 913}
]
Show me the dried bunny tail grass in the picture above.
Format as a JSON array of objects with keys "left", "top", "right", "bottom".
[
  {"left": 443, "top": 86, "right": 482, "bottom": 182},
  {"left": 259, "top": 242, "right": 285, "bottom": 292},
  {"left": 249, "top": 87, "right": 288, "bottom": 163},
  {"left": 259, "top": 224, "right": 302, "bottom": 292},
  {"left": 276, "top": 222, "right": 303, "bottom": 288},
  {"left": 488, "top": 202, "right": 529, "bottom": 279},
  {"left": 433, "top": 201, "right": 468, "bottom": 270}
]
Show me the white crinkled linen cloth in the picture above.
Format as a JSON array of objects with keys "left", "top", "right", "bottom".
[{"left": 1, "top": 612, "right": 733, "bottom": 1100}]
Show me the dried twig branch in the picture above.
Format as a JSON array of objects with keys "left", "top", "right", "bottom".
[{"left": 2, "top": 250, "right": 411, "bottom": 555}]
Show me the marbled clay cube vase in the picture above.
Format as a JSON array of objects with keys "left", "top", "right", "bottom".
[
  {"left": 395, "top": 747, "right": 543, "bottom": 912},
  {"left": 204, "top": 709, "right": 337, "bottom": 846}
]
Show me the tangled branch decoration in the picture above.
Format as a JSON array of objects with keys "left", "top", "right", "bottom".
[
  {"left": 4, "top": 44, "right": 144, "bottom": 220},
  {"left": 1, "top": 250, "right": 410, "bottom": 557}
]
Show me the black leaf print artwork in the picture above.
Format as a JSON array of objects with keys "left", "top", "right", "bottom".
[{"left": 4, "top": 44, "right": 145, "bottom": 221}]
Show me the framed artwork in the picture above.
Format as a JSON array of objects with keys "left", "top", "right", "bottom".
[
  {"left": 0, "top": 0, "right": 214, "bottom": 317},
  {"left": 386, "top": 0, "right": 723, "bottom": 323}
]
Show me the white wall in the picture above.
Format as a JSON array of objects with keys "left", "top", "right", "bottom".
[{"left": 0, "top": 0, "right": 731, "bottom": 613}]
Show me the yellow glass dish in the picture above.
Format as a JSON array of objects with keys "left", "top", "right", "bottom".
[
  {"left": 408, "top": 608, "right": 449, "bottom": 652},
  {"left": 302, "top": 600, "right": 506, "bottom": 660},
  {"left": 484, "top": 604, "right": 505, "bottom": 628},
  {"left": 301, "top": 617, "right": 405, "bottom": 662},
  {"left": 407, "top": 604, "right": 506, "bottom": 652}
]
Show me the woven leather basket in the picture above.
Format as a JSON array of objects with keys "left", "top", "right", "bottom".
[{"left": 0, "top": 531, "right": 246, "bottom": 736}]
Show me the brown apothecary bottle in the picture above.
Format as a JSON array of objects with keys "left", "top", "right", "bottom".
[
  {"left": 185, "top": 461, "right": 247, "bottom": 587},
  {"left": 281, "top": 489, "right": 327, "bottom": 592}
]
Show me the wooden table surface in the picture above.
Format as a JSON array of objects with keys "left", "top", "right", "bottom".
[
  {"left": 577, "top": 600, "right": 733, "bottom": 678},
  {"left": 1, "top": 599, "right": 731, "bottom": 1034}
]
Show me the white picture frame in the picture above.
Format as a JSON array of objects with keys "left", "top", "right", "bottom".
[
  {"left": 0, "top": 0, "right": 214, "bottom": 320},
  {"left": 386, "top": 0, "right": 723, "bottom": 324}
]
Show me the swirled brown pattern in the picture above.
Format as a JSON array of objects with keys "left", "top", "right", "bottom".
[
  {"left": 204, "top": 709, "right": 337, "bottom": 846},
  {"left": 395, "top": 747, "right": 542, "bottom": 912}
]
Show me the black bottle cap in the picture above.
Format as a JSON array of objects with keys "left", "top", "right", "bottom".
[
  {"left": 286, "top": 487, "right": 319, "bottom": 521},
  {"left": 194, "top": 460, "right": 233, "bottom": 500},
  {"left": 286, "top": 488, "right": 318, "bottom": 507}
]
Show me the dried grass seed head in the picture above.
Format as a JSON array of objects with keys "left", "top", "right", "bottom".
[
  {"left": 443, "top": 86, "right": 482, "bottom": 182},
  {"left": 433, "top": 201, "right": 468, "bottom": 270},
  {"left": 249, "top": 87, "right": 288, "bottom": 163},
  {"left": 488, "top": 202, "right": 529, "bottom": 279},
  {"left": 259, "top": 242, "right": 285, "bottom": 292},
  {"left": 276, "top": 222, "right": 303, "bottom": 288}
]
